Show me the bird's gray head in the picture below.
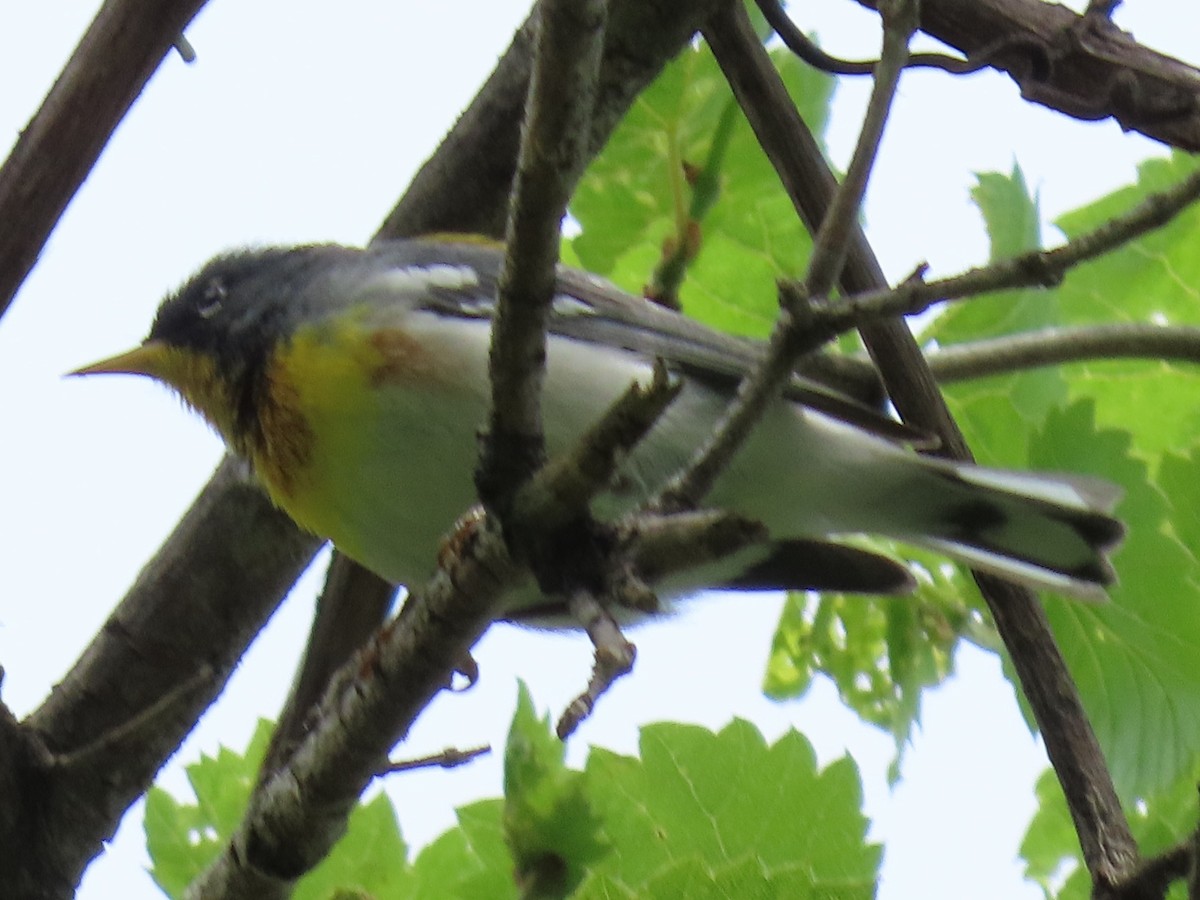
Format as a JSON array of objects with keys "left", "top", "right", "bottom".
[{"left": 149, "top": 244, "right": 364, "bottom": 376}]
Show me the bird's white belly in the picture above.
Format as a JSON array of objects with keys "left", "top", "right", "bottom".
[{"left": 298, "top": 316, "right": 901, "bottom": 597}]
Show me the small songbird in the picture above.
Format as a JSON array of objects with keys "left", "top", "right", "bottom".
[{"left": 74, "top": 237, "right": 1124, "bottom": 615}]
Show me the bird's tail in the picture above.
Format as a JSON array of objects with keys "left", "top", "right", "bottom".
[{"left": 902, "top": 464, "right": 1125, "bottom": 600}]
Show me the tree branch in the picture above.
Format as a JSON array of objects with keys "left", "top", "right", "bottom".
[
  {"left": 758, "top": 0, "right": 996, "bottom": 77},
  {"left": 798, "top": 324, "right": 1200, "bottom": 397},
  {"left": 19, "top": 460, "right": 318, "bottom": 899},
  {"left": 928, "top": 324, "right": 1200, "bottom": 380},
  {"left": 858, "top": 0, "right": 1200, "bottom": 151},
  {"left": 805, "top": 0, "right": 917, "bottom": 296},
  {"left": 704, "top": 1, "right": 1140, "bottom": 888},
  {"left": 184, "top": 515, "right": 521, "bottom": 900},
  {"left": 479, "top": 0, "right": 608, "bottom": 504},
  {"left": 0, "top": 0, "right": 208, "bottom": 322},
  {"left": 788, "top": 164, "right": 1200, "bottom": 354}
]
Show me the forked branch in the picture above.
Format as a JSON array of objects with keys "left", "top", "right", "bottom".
[{"left": 707, "top": 0, "right": 1146, "bottom": 889}]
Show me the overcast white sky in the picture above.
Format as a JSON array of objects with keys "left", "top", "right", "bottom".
[{"left": 0, "top": 2, "right": 1189, "bottom": 898}]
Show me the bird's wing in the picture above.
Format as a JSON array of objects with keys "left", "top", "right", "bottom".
[
  {"left": 376, "top": 238, "right": 930, "bottom": 446},
  {"left": 550, "top": 265, "right": 932, "bottom": 446}
]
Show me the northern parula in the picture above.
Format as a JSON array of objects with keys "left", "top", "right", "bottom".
[{"left": 74, "top": 237, "right": 1123, "bottom": 612}]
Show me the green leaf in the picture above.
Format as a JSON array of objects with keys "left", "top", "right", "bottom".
[
  {"left": 583, "top": 720, "right": 878, "bottom": 896},
  {"left": 916, "top": 157, "right": 1200, "bottom": 801},
  {"left": 1034, "top": 403, "right": 1200, "bottom": 798},
  {"left": 1055, "top": 153, "right": 1200, "bottom": 327},
  {"left": 145, "top": 720, "right": 275, "bottom": 897},
  {"left": 1161, "top": 449, "right": 1200, "bottom": 557},
  {"left": 1018, "top": 770, "right": 1090, "bottom": 900},
  {"left": 578, "top": 854, "right": 820, "bottom": 900},
  {"left": 1053, "top": 153, "right": 1200, "bottom": 460},
  {"left": 934, "top": 166, "right": 1068, "bottom": 461},
  {"left": 409, "top": 799, "right": 512, "bottom": 900},
  {"left": 415, "top": 717, "right": 875, "bottom": 899},
  {"left": 930, "top": 166, "right": 1061, "bottom": 340},
  {"left": 570, "top": 36, "right": 834, "bottom": 337},
  {"left": 503, "top": 683, "right": 607, "bottom": 897},
  {"left": 764, "top": 560, "right": 966, "bottom": 764},
  {"left": 143, "top": 788, "right": 217, "bottom": 899}
]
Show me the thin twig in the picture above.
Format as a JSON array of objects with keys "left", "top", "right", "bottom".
[
  {"left": 805, "top": 0, "right": 918, "bottom": 296},
  {"left": 757, "top": 0, "right": 1000, "bottom": 76},
  {"left": 928, "top": 324, "right": 1200, "bottom": 380},
  {"left": 791, "top": 165, "right": 1200, "bottom": 351},
  {"left": 620, "top": 510, "right": 770, "bottom": 588},
  {"left": 378, "top": 744, "right": 491, "bottom": 775},
  {"left": 812, "top": 324, "right": 1200, "bottom": 393},
  {"left": 50, "top": 666, "right": 214, "bottom": 773},
  {"left": 665, "top": 0, "right": 915, "bottom": 510},
  {"left": 512, "top": 361, "right": 680, "bottom": 531}
]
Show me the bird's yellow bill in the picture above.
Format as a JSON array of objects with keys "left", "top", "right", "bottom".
[
  {"left": 70, "top": 340, "right": 236, "bottom": 448},
  {"left": 70, "top": 341, "right": 172, "bottom": 378}
]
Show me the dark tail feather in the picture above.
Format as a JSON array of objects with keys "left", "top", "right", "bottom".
[
  {"left": 720, "top": 538, "right": 916, "bottom": 595},
  {"left": 916, "top": 467, "right": 1124, "bottom": 601}
]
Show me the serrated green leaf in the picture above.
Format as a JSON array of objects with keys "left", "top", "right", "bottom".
[
  {"left": 582, "top": 720, "right": 877, "bottom": 894},
  {"left": 1055, "top": 154, "right": 1200, "bottom": 329},
  {"left": 572, "top": 871, "right": 639, "bottom": 900},
  {"left": 1033, "top": 403, "right": 1200, "bottom": 797},
  {"left": 144, "top": 786, "right": 219, "bottom": 899},
  {"left": 942, "top": 384, "right": 1034, "bottom": 464},
  {"left": 1018, "top": 770, "right": 1090, "bottom": 900},
  {"left": 931, "top": 166, "right": 1052, "bottom": 335},
  {"left": 237, "top": 714, "right": 877, "bottom": 900},
  {"left": 1053, "top": 153, "right": 1200, "bottom": 460},
  {"left": 145, "top": 720, "right": 275, "bottom": 897},
  {"left": 407, "top": 801, "right": 505, "bottom": 900},
  {"left": 905, "top": 154, "right": 1200, "bottom": 806},
  {"left": 447, "top": 799, "right": 514, "bottom": 899},
  {"left": 933, "top": 166, "right": 1069, "bottom": 457},
  {"left": 185, "top": 720, "right": 272, "bottom": 838},
  {"left": 979, "top": 166, "right": 1043, "bottom": 259},
  {"left": 640, "top": 856, "right": 767, "bottom": 900}
]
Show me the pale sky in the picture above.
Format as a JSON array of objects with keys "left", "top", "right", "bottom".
[{"left": 0, "top": 2, "right": 1186, "bottom": 898}]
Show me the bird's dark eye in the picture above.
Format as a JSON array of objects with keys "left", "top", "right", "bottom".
[{"left": 198, "top": 279, "right": 227, "bottom": 319}]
